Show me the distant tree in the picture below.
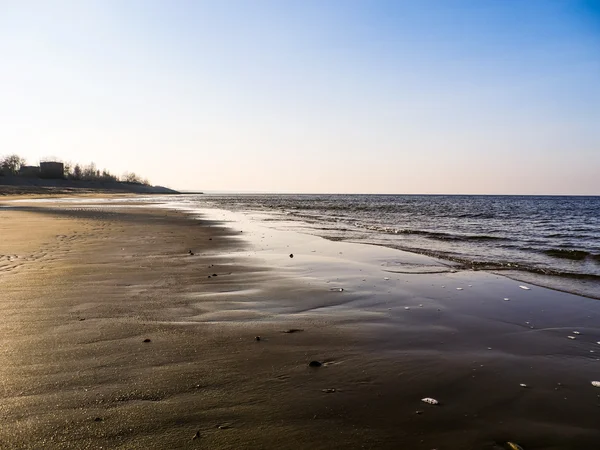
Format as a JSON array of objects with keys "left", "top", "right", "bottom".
[
  {"left": 82, "top": 162, "right": 98, "bottom": 181},
  {"left": 1, "top": 154, "right": 26, "bottom": 175},
  {"left": 63, "top": 161, "right": 73, "bottom": 179},
  {"left": 72, "top": 164, "right": 82, "bottom": 180},
  {"left": 122, "top": 172, "right": 144, "bottom": 184},
  {"left": 100, "top": 169, "right": 118, "bottom": 182}
]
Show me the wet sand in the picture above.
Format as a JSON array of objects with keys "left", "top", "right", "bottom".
[{"left": 1, "top": 201, "right": 600, "bottom": 449}]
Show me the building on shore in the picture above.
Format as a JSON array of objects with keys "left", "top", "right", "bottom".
[
  {"left": 40, "top": 161, "right": 65, "bottom": 179},
  {"left": 18, "top": 165, "right": 41, "bottom": 177}
]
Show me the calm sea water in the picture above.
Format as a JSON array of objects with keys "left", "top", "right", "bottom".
[{"left": 191, "top": 194, "right": 600, "bottom": 297}]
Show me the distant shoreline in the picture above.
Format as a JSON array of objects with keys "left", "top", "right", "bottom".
[{"left": 0, "top": 176, "right": 179, "bottom": 196}]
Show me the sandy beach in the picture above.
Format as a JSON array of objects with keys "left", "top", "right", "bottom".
[{"left": 1, "top": 200, "right": 600, "bottom": 450}]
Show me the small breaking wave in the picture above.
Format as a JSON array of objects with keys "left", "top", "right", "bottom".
[{"left": 543, "top": 249, "right": 591, "bottom": 261}]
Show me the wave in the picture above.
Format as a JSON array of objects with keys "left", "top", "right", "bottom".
[
  {"left": 358, "top": 225, "right": 506, "bottom": 242},
  {"left": 544, "top": 249, "right": 590, "bottom": 261}
]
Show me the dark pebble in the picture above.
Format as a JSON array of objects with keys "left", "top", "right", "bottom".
[
  {"left": 255, "top": 336, "right": 261, "bottom": 341},
  {"left": 212, "top": 274, "right": 218, "bottom": 277},
  {"left": 283, "top": 329, "right": 304, "bottom": 333},
  {"left": 209, "top": 238, "right": 212, "bottom": 240},
  {"left": 94, "top": 417, "right": 103, "bottom": 422},
  {"left": 143, "top": 338, "right": 151, "bottom": 343},
  {"left": 208, "top": 276, "right": 211, "bottom": 278},
  {"left": 289, "top": 253, "right": 294, "bottom": 258},
  {"left": 79, "top": 318, "right": 85, "bottom": 321},
  {"left": 309, "top": 361, "right": 322, "bottom": 367},
  {"left": 188, "top": 249, "right": 194, "bottom": 255}
]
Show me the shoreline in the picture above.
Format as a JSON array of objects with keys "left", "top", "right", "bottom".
[{"left": 2, "top": 199, "right": 600, "bottom": 449}]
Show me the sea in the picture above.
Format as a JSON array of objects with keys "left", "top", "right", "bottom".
[{"left": 184, "top": 194, "right": 600, "bottom": 299}]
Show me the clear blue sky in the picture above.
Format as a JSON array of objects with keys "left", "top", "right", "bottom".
[{"left": 1, "top": 0, "right": 599, "bottom": 194}]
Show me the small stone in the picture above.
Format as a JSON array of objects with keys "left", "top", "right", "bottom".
[
  {"left": 405, "top": 306, "right": 410, "bottom": 310},
  {"left": 94, "top": 417, "right": 103, "bottom": 422},
  {"left": 456, "top": 288, "right": 463, "bottom": 290},
  {"left": 591, "top": 381, "right": 600, "bottom": 388},
  {"left": 415, "top": 410, "right": 423, "bottom": 415},
  {"left": 289, "top": 254, "right": 294, "bottom": 258},
  {"left": 321, "top": 388, "right": 336, "bottom": 393},
  {"left": 255, "top": 336, "right": 261, "bottom": 341},
  {"left": 188, "top": 249, "right": 194, "bottom": 255},
  {"left": 568, "top": 336, "right": 576, "bottom": 340},
  {"left": 207, "top": 276, "right": 211, "bottom": 278},
  {"left": 308, "top": 361, "right": 322, "bottom": 367},
  {"left": 282, "top": 328, "right": 304, "bottom": 333},
  {"left": 504, "top": 298, "right": 510, "bottom": 301},
  {"left": 217, "top": 424, "right": 231, "bottom": 430},
  {"left": 520, "top": 383, "right": 527, "bottom": 388},
  {"left": 212, "top": 274, "right": 218, "bottom": 277},
  {"left": 421, "top": 397, "right": 439, "bottom": 405},
  {"left": 143, "top": 338, "right": 151, "bottom": 343},
  {"left": 79, "top": 318, "right": 86, "bottom": 321},
  {"left": 573, "top": 331, "right": 581, "bottom": 335},
  {"left": 192, "top": 430, "right": 201, "bottom": 440}
]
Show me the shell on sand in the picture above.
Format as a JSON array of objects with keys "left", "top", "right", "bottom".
[{"left": 421, "top": 397, "right": 439, "bottom": 405}]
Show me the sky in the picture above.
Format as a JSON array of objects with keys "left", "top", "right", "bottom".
[{"left": 1, "top": 0, "right": 599, "bottom": 194}]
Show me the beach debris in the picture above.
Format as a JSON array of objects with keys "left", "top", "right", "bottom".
[
  {"left": 192, "top": 430, "right": 201, "bottom": 440},
  {"left": 308, "top": 360, "right": 323, "bottom": 368},
  {"left": 519, "top": 383, "right": 527, "bottom": 388},
  {"left": 207, "top": 275, "right": 211, "bottom": 278},
  {"left": 507, "top": 443, "right": 524, "bottom": 450},
  {"left": 79, "top": 318, "right": 86, "bottom": 321},
  {"left": 188, "top": 249, "right": 194, "bottom": 256},
  {"left": 289, "top": 253, "right": 294, "bottom": 258},
  {"left": 321, "top": 388, "right": 336, "bottom": 393},
  {"left": 143, "top": 338, "right": 151, "bottom": 343},
  {"left": 456, "top": 288, "right": 463, "bottom": 290},
  {"left": 212, "top": 273, "right": 218, "bottom": 277},
  {"left": 405, "top": 306, "right": 410, "bottom": 310},
  {"left": 415, "top": 410, "right": 423, "bottom": 415},
  {"left": 591, "top": 381, "right": 600, "bottom": 388},
  {"left": 421, "top": 397, "right": 439, "bottom": 405},
  {"left": 94, "top": 417, "right": 103, "bottom": 422},
  {"left": 573, "top": 331, "right": 581, "bottom": 335},
  {"left": 519, "top": 285, "right": 530, "bottom": 290},
  {"left": 217, "top": 424, "right": 231, "bottom": 430},
  {"left": 504, "top": 298, "right": 510, "bottom": 301},
  {"left": 567, "top": 336, "right": 576, "bottom": 340},
  {"left": 282, "top": 328, "right": 304, "bottom": 333},
  {"left": 329, "top": 287, "right": 344, "bottom": 292},
  {"left": 255, "top": 336, "right": 261, "bottom": 341},
  {"left": 384, "top": 277, "right": 390, "bottom": 280}
]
